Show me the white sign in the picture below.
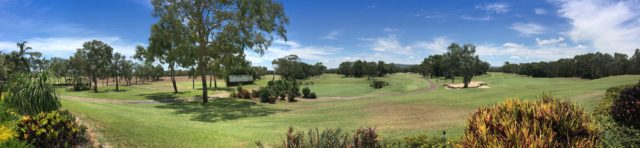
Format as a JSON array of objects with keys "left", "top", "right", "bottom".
[{"left": 228, "top": 75, "right": 253, "bottom": 83}]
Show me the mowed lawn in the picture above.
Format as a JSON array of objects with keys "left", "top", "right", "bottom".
[{"left": 59, "top": 73, "right": 640, "bottom": 147}]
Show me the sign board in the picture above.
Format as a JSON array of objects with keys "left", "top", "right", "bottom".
[{"left": 228, "top": 75, "right": 253, "bottom": 83}]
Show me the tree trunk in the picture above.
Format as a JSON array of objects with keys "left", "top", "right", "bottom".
[
  {"left": 199, "top": 60, "right": 208, "bottom": 104},
  {"left": 170, "top": 64, "right": 178, "bottom": 94},
  {"left": 106, "top": 77, "right": 109, "bottom": 86},
  {"left": 93, "top": 75, "right": 98, "bottom": 93},
  {"left": 209, "top": 73, "right": 213, "bottom": 88},
  {"left": 214, "top": 75, "right": 217, "bottom": 88},
  {"left": 115, "top": 73, "right": 119, "bottom": 91},
  {"left": 192, "top": 75, "right": 195, "bottom": 90}
]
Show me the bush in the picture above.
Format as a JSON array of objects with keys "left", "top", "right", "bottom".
[
  {"left": 610, "top": 83, "right": 640, "bottom": 128},
  {"left": 16, "top": 110, "right": 89, "bottom": 147},
  {"left": 0, "top": 125, "right": 15, "bottom": 142},
  {"left": 459, "top": 94, "right": 599, "bottom": 147},
  {"left": 404, "top": 134, "right": 453, "bottom": 148},
  {"left": 287, "top": 93, "right": 296, "bottom": 102},
  {"left": 259, "top": 127, "right": 379, "bottom": 148},
  {"left": 256, "top": 80, "right": 301, "bottom": 104},
  {"left": 307, "top": 92, "right": 317, "bottom": 99},
  {"left": 302, "top": 87, "right": 311, "bottom": 98},
  {"left": 0, "top": 139, "right": 32, "bottom": 148},
  {"left": 370, "top": 80, "right": 388, "bottom": 89},
  {"left": 594, "top": 83, "right": 640, "bottom": 147},
  {"left": 4, "top": 73, "right": 61, "bottom": 116}
]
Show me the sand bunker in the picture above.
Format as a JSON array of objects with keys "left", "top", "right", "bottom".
[{"left": 445, "top": 81, "right": 490, "bottom": 89}]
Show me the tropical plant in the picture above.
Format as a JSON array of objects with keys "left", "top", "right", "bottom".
[
  {"left": 594, "top": 83, "right": 640, "bottom": 147},
  {"left": 259, "top": 127, "right": 380, "bottom": 148},
  {"left": 610, "top": 83, "right": 640, "bottom": 127},
  {"left": 4, "top": 73, "right": 60, "bottom": 116},
  {"left": 459, "top": 94, "right": 599, "bottom": 147},
  {"left": 16, "top": 110, "right": 88, "bottom": 147},
  {"left": 404, "top": 133, "right": 453, "bottom": 148}
]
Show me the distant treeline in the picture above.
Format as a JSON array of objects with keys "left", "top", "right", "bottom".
[
  {"left": 497, "top": 49, "right": 640, "bottom": 79},
  {"left": 272, "top": 54, "right": 327, "bottom": 80}
]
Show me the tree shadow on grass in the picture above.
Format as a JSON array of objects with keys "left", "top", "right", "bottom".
[
  {"left": 154, "top": 98, "right": 289, "bottom": 123},
  {"left": 137, "top": 92, "right": 189, "bottom": 103}
]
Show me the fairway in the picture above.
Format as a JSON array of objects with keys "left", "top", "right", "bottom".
[{"left": 59, "top": 72, "right": 640, "bottom": 147}]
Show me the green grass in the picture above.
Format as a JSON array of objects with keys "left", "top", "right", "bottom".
[{"left": 59, "top": 72, "right": 640, "bottom": 147}]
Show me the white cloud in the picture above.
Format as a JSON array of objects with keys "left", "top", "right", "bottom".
[
  {"left": 510, "top": 22, "right": 546, "bottom": 35},
  {"left": 411, "top": 37, "right": 451, "bottom": 54},
  {"left": 475, "top": 42, "right": 590, "bottom": 65},
  {"left": 534, "top": 8, "right": 547, "bottom": 15},
  {"left": 536, "top": 37, "right": 566, "bottom": 46},
  {"left": 321, "top": 30, "right": 341, "bottom": 40},
  {"left": 460, "top": 15, "right": 492, "bottom": 21},
  {"left": 246, "top": 39, "right": 343, "bottom": 68},
  {"left": 559, "top": 0, "right": 640, "bottom": 55},
  {"left": 476, "top": 3, "right": 509, "bottom": 14},
  {"left": 360, "top": 34, "right": 412, "bottom": 55},
  {"left": 0, "top": 36, "right": 142, "bottom": 58}
]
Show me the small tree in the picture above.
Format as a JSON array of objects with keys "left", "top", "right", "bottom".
[{"left": 82, "top": 40, "right": 113, "bottom": 93}]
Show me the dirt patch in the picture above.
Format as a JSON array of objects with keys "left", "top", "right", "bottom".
[
  {"left": 445, "top": 81, "right": 487, "bottom": 89},
  {"left": 366, "top": 103, "right": 471, "bottom": 131}
]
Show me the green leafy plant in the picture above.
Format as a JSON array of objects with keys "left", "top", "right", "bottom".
[
  {"left": 369, "top": 80, "right": 388, "bottom": 89},
  {"left": 404, "top": 132, "right": 453, "bottom": 148},
  {"left": 16, "top": 110, "right": 88, "bottom": 147},
  {"left": 459, "top": 94, "right": 599, "bottom": 147},
  {"left": 610, "top": 83, "right": 640, "bottom": 128},
  {"left": 302, "top": 87, "right": 311, "bottom": 98},
  {"left": 307, "top": 92, "right": 317, "bottom": 99},
  {"left": 594, "top": 83, "right": 640, "bottom": 147},
  {"left": 4, "top": 73, "right": 61, "bottom": 116},
  {"left": 0, "top": 139, "right": 33, "bottom": 148},
  {"left": 259, "top": 127, "right": 379, "bottom": 148}
]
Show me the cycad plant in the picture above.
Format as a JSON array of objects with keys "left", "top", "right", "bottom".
[{"left": 4, "top": 73, "right": 60, "bottom": 116}]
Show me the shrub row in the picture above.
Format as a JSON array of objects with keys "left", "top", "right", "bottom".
[{"left": 257, "top": 127, "right": 381, "bottom": 148}]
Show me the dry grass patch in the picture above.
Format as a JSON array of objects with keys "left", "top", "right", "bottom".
[{"left": 365, "top": 103, "right": 471, "bottom": 131}]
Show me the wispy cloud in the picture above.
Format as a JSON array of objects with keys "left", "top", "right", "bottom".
[
  {"left": 536, "top": 37, "right": 566, "bottom": 46},
  {"left": 360, "top": 34, "right": 412, "bottom": 55},
  {"left": 321, "top": 30, "right": 341, "bottom": 40},
  {"left": 476, "top": 42, "right": 589, "bottom": 65},
  {"left": 411, "top": 37, "right": 451, "bottom": 54},
  {"left": 460, "top": 15, "right": 492, "bottom": 21},
  {"left": 534, "top": 8, "right": 546, "bottom": 15},
  {"left": 510, "top": 22, "right": 545, "bottom": 35},
  {"left": 246, "top": 39, "right": 343, "bottom": 68},
  {"left": 559, "top": 0, "right": 640, "bottom": 55},
  {"left": 475, "top": 3, "right": 509, "bottom": 14}
]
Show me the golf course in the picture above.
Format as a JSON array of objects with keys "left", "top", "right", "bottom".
[{"left": 56, "top": 72, "right": 640, "bottom": 147}]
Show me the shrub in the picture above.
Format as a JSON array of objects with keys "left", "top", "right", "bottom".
[
  {"left": 351, "top": 127, "right": 380, "bottom": 148},
  {"left": 610, "top": 83, "right": 640, "bottom": 128},
  {"left": 0, "top": 139, "right": 32, "bottom": 148},
  {"left": 16, "top": 110, "right": 89, "bottom": 147},
  {"left": 259, "top": 127, "right": 378, "bottom": 148},
  {"left": 459, "top": 94, "right": 599, "bottom": 147},
  {"left": 370, "top": 80, "right": 388, "bottom": 89},
  {"left": 0, "top": 125, "right": 15, "bottom": 142},
  {"left": 307, "top": 92, "right": 317, "bottom": 99},
  {"left": 404, "top": 132, "right": 453, "bottom": 148},
  {"left": 594, "top": 83, "right": 640, "bottom": 147},
  {"left": 4, "top": 73, "right": 61, "bottom": 116},
  {"left": 302, "top": 87, "right": 311, "bottom": 98},
  {"left": 287, "top": 93, "right": 297, "bottom": 102}
]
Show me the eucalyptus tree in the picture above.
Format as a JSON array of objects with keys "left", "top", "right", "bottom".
[
  {"left": 151, "top": 0, "right": 288, "bottom": 103},
  {"left": 112, "top": 52, "right": 125, "bottom": 91},
  {"left": 68, "top": 49, "right": 89, "bottom": 91},
  {"left": 82, "top": 40, "right": 113, "bottom": 93},
  {"left": 49, "top": 57, "right": 69, "bottom": 85},
  {"left": 444, "top": 43, "right": 485, "bottom": 88}
]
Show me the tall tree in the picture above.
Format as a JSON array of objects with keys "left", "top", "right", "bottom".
[
  {"left": 82, "top": 40, "right": 113, "bottom": 93},
  {"left": 112, "top": 53, "right": 125, "bottom": 91},
  {"left": 445, "top": 43, "right": 486, "bottom": 88},
  {"left": 152, "top": 0, "right": 289, "bottom": 103}
]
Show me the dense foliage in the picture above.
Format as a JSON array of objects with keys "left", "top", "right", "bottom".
[
  {"left": 337, "top": 60, "right": 395, "bottom": 78},
  {"left": 459, "top": 95, "right": 599, "bottom": 147},
  {"left": 417, "top": 43, "right": 490, "bottom": 87},
  {"left": 369, "top": 80, "right": 389, "bottom": 89},
  {"left": 404, "top": 133, "right": 454, "bottom": 148},
  {"left": 256, "top": 80, "right": 302, "bottom": 103},
  {"left": 257, "top": 127, "right": 380, "bottom": 148},
  {"left": 594, "top": 83, "right": 640, "bottom": 147},
  {"left": 273, "top": 54, "right": 326, "bottom": 80},
  {"left": 4, "top": 73, "right": 60, "bottom": 116},
  {"left": 499, "top": 49, "right": 640, "bottom": 79},
  {"left": 610, "top": 83, "right": 640, "bottom": 127},
  {"left": 16, "top": 110, "right": 88, "bottom": 147}
]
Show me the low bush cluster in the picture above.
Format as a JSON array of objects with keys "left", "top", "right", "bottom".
[
  {"left": 301, "top": 87, "right": 317, "bottom": 99},
  {"left": 404, "top": 133, "right": 454, "bottom": 148},
  {"left": 369, "top": 80, "right": 388, "bottom": 89},
  {"left": 232, "top": 86, "right": 251, "bottom": 99},
  {"left": 255, "top": 80, "right": 302, "bottom": 103},
  {"left": 16, "top": 110, "right": 89, "bottom": 147},
  {"left": 459, "top": 94, "right": 599, "bottom": 147},
  {"left": 258, "top": 127, "right": 380, "bottom": 148},
  {"left": 594, "top": 83, "right": 640, "bottom": 147}
]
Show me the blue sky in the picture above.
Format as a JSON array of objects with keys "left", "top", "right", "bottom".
[{"left": 1, "top": 0, "right": 639, "bottom": 69}]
